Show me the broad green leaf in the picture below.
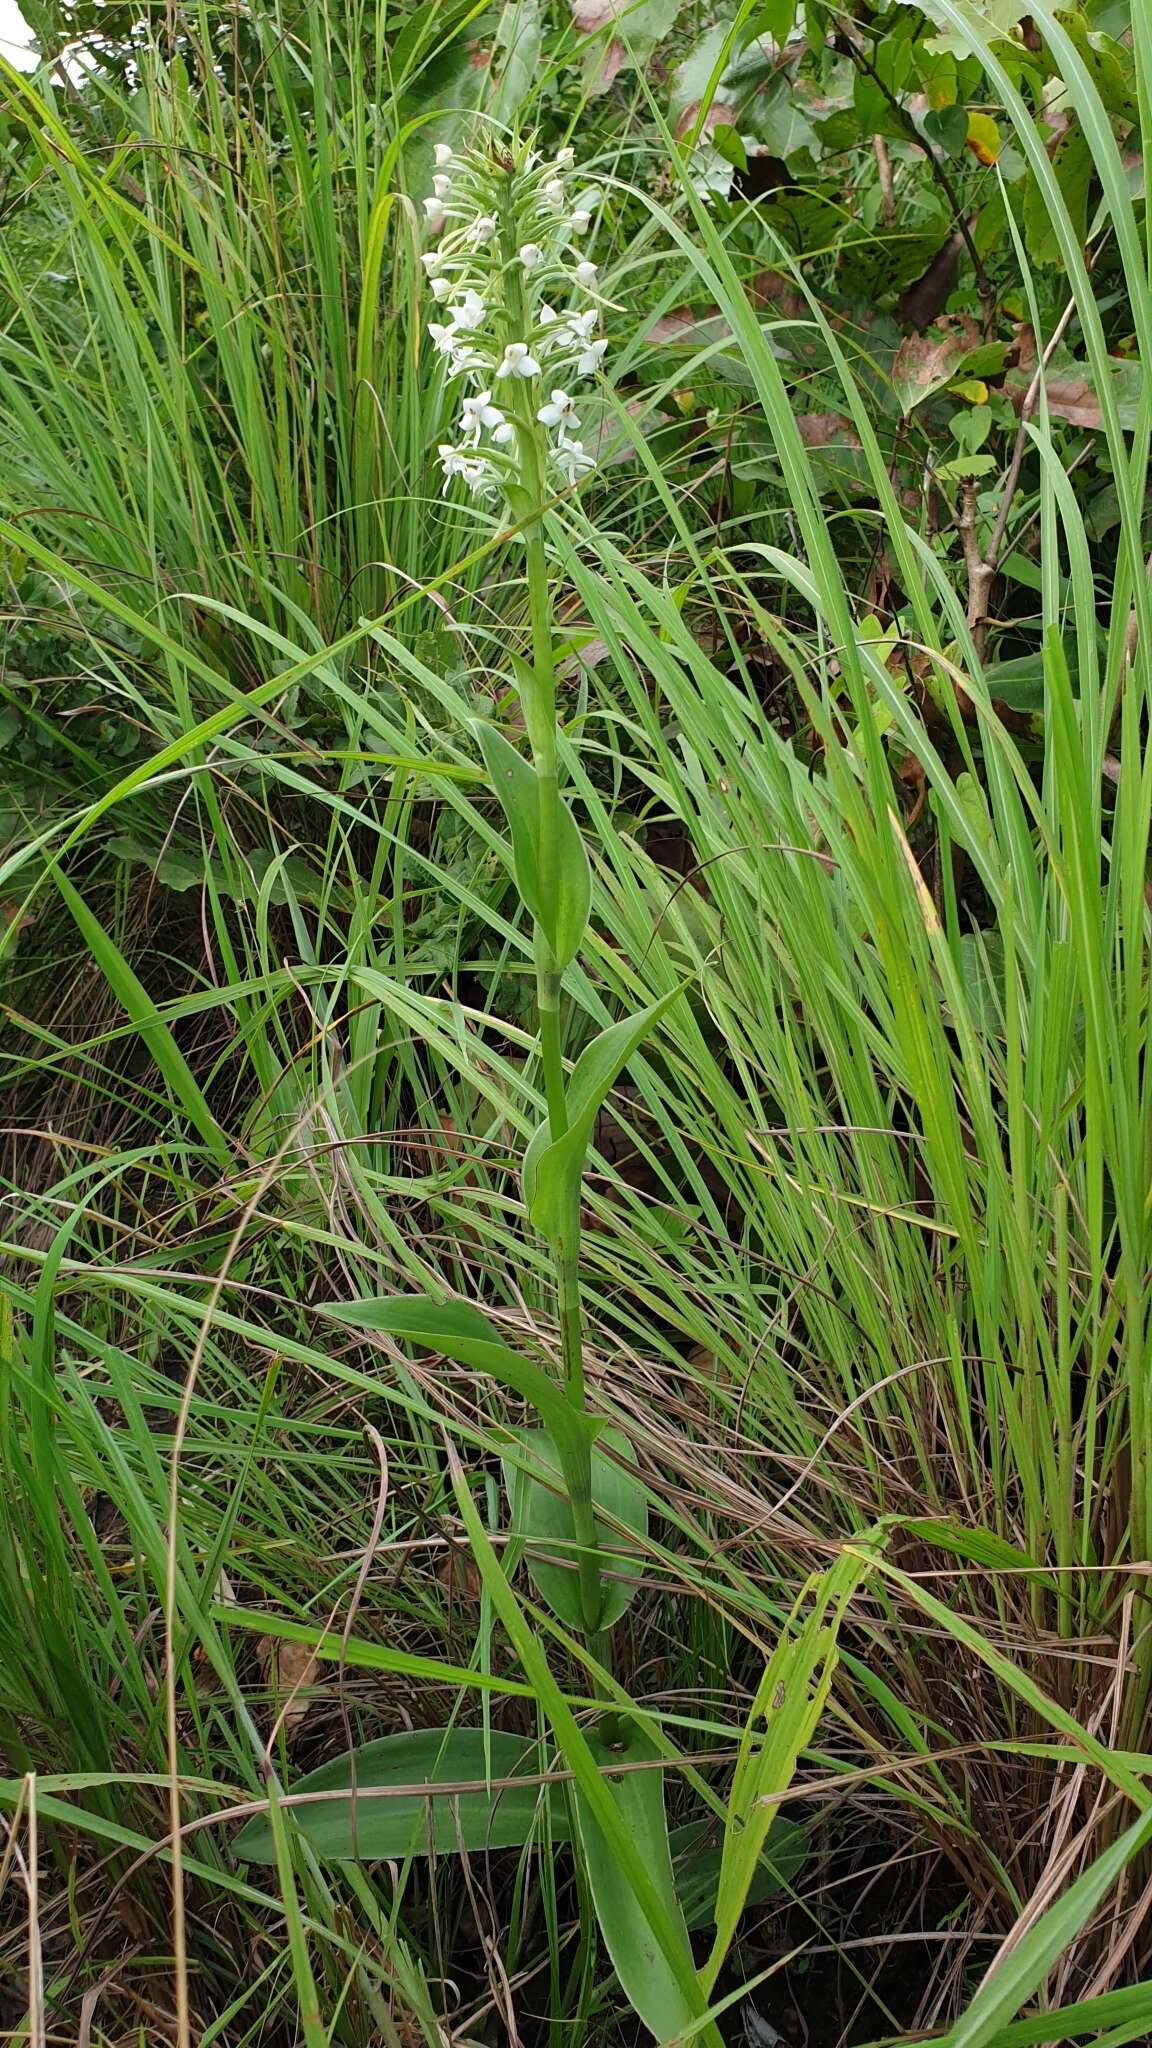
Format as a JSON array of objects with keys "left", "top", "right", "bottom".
[
  {"left": 574, "top": 1718, "right": 700, "bottom": 2044},
  {"left": 923, "top": 102, "right": 969, "bottom": 154},
  {"left": 233, "top": 1728, "right": 564, "bottom": 1865},
  {"left": 321, "top": 1297, "right": 601, "bottom": 1468},
  {"left": 484, "top": 0, "right": 542, "bottom": 123},
  {"left": 1024, "top": 119, "right": 1092, "bottom": 265},
  {"left": 523, "top": 986, "right": 685, "bottom": 1249},
  {"left": 446, "top": 1454, "right": 724, "bottom": 2047},
  {"left": 502, "top": 1425, "right": 647, "bottom": 1630},
  {"left": 749, "top": 0, "right": 796, "bottom": 36},
  {"left": 474, "top": 722, "right": 591, "bottom": 968},
  {"left": 1051, "top": 8, "right": 1136, "bottom": 123}
]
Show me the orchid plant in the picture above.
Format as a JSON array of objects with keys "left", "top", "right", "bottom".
[{"left": 399, "top": 133, "right": 679, "bottom": 1649}]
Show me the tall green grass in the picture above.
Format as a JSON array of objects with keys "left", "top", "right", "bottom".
[{"left": 2, "top": 0, "right": 1152, "bottom": 2042}]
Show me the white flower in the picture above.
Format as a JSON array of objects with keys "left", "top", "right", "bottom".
[
  {"left": 446, "top": 343, "right": 486, "bottom": 378},
  {"left": 574, "top": 260, "right": 598, "bottom": 288},
  {"left": 423, "top": 197, "right": 446, "bottom": 232},
  {"left": 519, "top": 242, "right": 543, "bottom": 270},
  {"left": 459, "top": 390, "right": 506, "bottom": 444},
  {"left": 576, "top": 336, "right": 608, "bottom": 376},
  {"left": 422, "top": 251, "right": 443, "bottom": 277},
  {"left": 537, "top": 388, "right": 579, "bottom": 430},
  {"left": 569, "top": 209, "right": 592, "bottom": 235},
  {"left": 450, "top": 288, "right": 486, "bottom": 332},
  {"left": 554, "top": 435, "right": 594, "bottom": 485},
  {"left": 439, "top": 442, "right": 471, "bottom": 491},
  {"left": 538, "top": 303, "right": 561, "bottom": 329},
  {"left": 554, "top": 146, "right": 575, "bottom": 170},
  {"left": 565, "top": 308, "right": 599, "bottom": 346},
  {"left": 433, "top": 143, "right": 455, "bottom": 167},
  {"left": 469, "top": 213, "right": 498, "bottom": 246},
  {"left": 463, "top": 458, "right": 498, "bottom": 498},
  {"left": 496, "top": 341, "right": 541, "bottom": 379},
  {"left": 429, "top": 321, "right": 458, "bottom": 357},
  {"left": 432, "top": 173, "right": 452, "bottom": 199},
  {"left": 492, "top": 420, "right": 516, "bottom": 446},
  {"left": 430, "top": 275, "right": 452, "bottom": 302},
  {"left": 542, "top": 177, "right": 565, "bottom": 213}
]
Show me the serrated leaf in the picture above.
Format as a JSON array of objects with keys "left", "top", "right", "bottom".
[
  {"left": 234, "top": 1728, "right": 564, "bottom": 1864},
  {"left": 522, "top": 986, "right": 685, "bottom": 1250},
  {"left": 502, "top": 1424, "right": 647, "bottom": 1629},
  {"left": 474, "top": 721, "right": 591, "bottom": 968}
]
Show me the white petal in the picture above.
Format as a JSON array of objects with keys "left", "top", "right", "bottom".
[
  {"left": 430, "top": 276, "right": 452, "bottom": 301},
  {"left": 423, "top": 198, "right": 446, "bottom": 230},
  {"left": 575, "top": 261, "right": 598, "bottom": 287},
  {"left": 492, "top": 420, "right": 516, "bottom": 445},
  {"left": 433, "top": 143, "right": 455, "bottom": 167}
]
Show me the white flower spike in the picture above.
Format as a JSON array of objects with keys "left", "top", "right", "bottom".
[
  {"left": 496, "top": 341, "right": 541, "bottom": 379},
  {"left": 422, "top": 136, "right": 607, "bottom": 504}
]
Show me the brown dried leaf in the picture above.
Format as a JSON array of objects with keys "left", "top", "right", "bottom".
[
  {"left": 892, "top": 317, "right": 981, "bottom": 412},
  {"left": 1034, "top": 379, "right": 1101, "bottom": 429},
  {"left": 796, "top": 412, "right": 861, "bottom": 449},
  {"left": 571, "top": 0, "right": 624, "bottom": 26},
  {"left": 674, "top": 98, "right": 738, "bottom": 141},
  {"left": 258, "top": 1636, "right": 321, "bottom": 1740}
]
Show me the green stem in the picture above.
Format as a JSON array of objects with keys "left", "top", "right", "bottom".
[{"left": 500, "top": 190, "right": 601, "bottom": 1636}]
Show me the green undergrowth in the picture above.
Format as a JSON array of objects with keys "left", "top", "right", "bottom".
[{"left": 1, "top": 1, "right": 1152, "bottom": 2044}]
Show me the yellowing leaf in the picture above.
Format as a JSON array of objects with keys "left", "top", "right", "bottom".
[{"left": 966, "top": 111, "right": 1001, "bottom": 165}]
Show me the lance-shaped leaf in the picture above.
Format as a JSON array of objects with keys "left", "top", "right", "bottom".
[
  {"left": 474, "top": 721, "right": 591, "bottom": 968},
  {"left": 523, "top": 986, "right": 685, "bottom": 1249}
]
